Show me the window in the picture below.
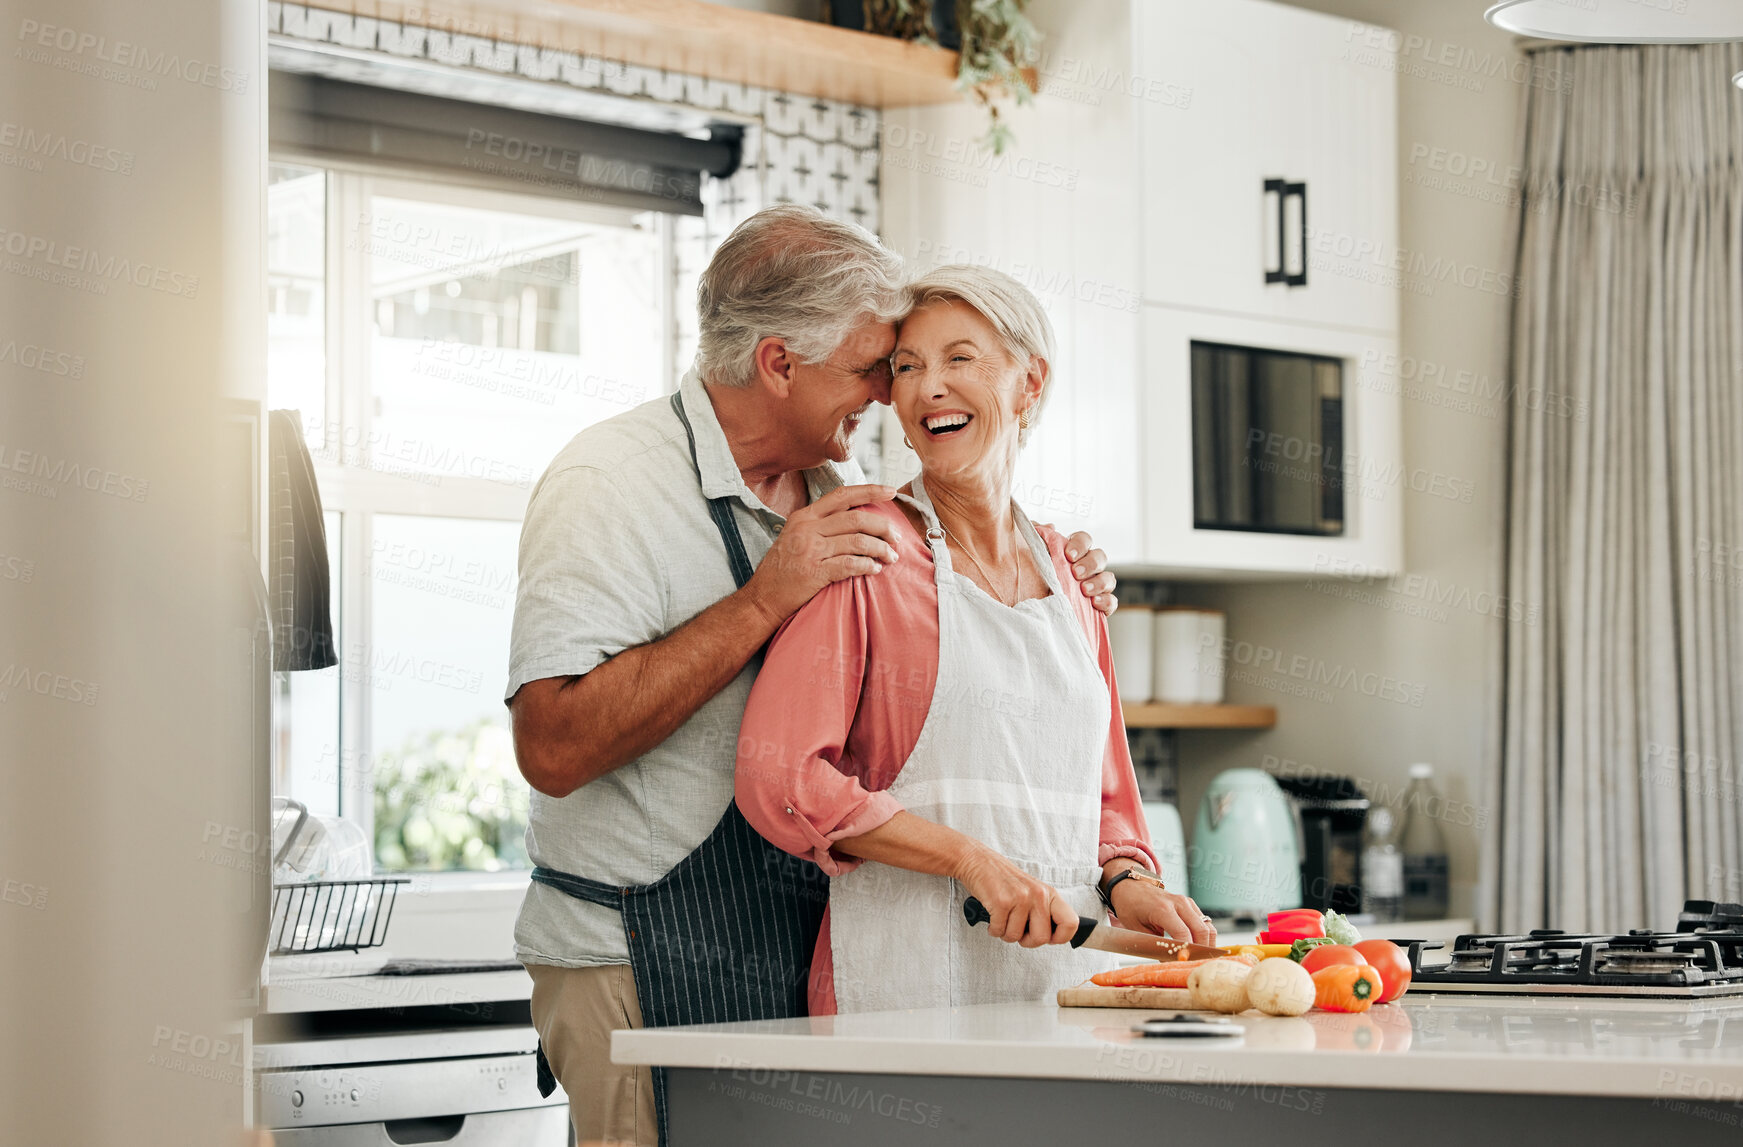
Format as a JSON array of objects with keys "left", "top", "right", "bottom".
[{"left": 266, "top": 162, "right": 670, "bottom": 875}]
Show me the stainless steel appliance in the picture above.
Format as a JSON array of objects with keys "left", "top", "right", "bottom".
[
  {"left": 257, "top": 1021, "right": 568, "bottom": 1145},
  {"left": 1190, "top": 339, "right": 1345, "bottom": 536},
  {"left": 1274, "top": 774, "right": 1368, "bottom": 914},
  {"left": 1399, "top": 900, "right": 1743, "bottom": 998}
]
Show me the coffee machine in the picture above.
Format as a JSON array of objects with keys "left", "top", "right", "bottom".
[{"left": 1274, "top": 775, "right": 1369, "bottom": 914}]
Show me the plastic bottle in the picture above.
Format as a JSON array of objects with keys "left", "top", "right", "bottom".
[
  {"left": 1360, "top": 806, "right": 1404, "bottom": 922},
  {"left": 1399, "top": 762, "right": 1451, "bottom": 920}
]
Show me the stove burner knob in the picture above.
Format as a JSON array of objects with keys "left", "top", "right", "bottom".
[
  {"left": 350, "top": 1088, "right": 360, "bottom": 1103},
  {"left": 291, "top": 1090, "right": 304, "bottom": 1109}
]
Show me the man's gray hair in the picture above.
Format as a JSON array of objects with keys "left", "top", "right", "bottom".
[
  {"left": 904, "top": 264, "right": 1058, "bottom": 444},
  {"left": 696, "top": 205, "right": 905, "bottom": 388}
]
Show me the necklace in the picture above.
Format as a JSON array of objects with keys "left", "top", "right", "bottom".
[{"left": 939, "top": 516, "right": 1023, "bottom": 605}]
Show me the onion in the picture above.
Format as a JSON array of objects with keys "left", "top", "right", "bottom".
[{"left": 1245, "top": 956, "right": 1316, "bottom": 1017}]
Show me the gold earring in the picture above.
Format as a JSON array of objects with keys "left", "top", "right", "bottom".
[
  {"left": 903, "top": 435, "right": 913, "bottom": 450},
  {"left": 1018, "top": 406, "right": 1031, "bottom": 430}
]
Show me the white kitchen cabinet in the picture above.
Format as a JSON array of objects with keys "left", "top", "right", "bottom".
[
  {"left": 878, "top": 0, "right": 1145, "bottom": 560},
  {"left": 1136, "top": 0, "right": 1398, "bottom": 335},
  {"left": 877, "top": 0, "right": 1400, "bottom": 577}
]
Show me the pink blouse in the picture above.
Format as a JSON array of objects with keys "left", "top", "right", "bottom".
[{"left": 735, "top": 499, "right": 1157, "bottom": 1016}]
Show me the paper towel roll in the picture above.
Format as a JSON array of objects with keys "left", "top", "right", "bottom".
[
  {"left": 1196, "top": 610, "right": 1226, "bottom": 703},
  {"left": 1108, "top": 605, "right": 1155, "bottom": 702},
  {"left": 1154, "top": 608, "right": 1203, "bottom": 703}
]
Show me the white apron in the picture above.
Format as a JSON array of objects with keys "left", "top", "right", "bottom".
[{"left": 829, "top": 476, "right": 1122, "bottom": 1013}]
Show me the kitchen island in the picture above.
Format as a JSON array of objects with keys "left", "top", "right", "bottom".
[{"left": 615, "top": 994, "right": 1743, "bottom": 1144}]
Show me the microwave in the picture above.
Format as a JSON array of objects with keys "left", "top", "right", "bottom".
[
  {"left": 1190, "top": 339, "right": 1345, "bottom": 537},
  {"left": 1136, "top": 306, "right": 1401, "bottom": 579}
]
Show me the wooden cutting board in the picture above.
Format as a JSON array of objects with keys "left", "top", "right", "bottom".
[{"left": 1056, "top": 984, "right": 1201, "bottom": 1009}]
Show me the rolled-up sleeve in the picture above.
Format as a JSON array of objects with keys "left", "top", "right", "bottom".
[
  {"left": 505, "top": 465, "right": 665, "bottom": 701},
  {"left": 736, "top": 576, "right": 904, "bottom": 876}
]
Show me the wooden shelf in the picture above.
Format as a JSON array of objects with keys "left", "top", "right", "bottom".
[
  {"left": 1121, "top": 702, "right": 1278, "bottom": 730},
  {"left": 301, "top": 0, "right": 966, "bottom": 107}
]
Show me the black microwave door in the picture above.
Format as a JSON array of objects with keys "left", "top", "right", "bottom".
[{"left": 1190, "top": 341, "right": 1344, "bottom": 537}]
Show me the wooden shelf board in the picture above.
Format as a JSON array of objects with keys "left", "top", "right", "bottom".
[
  {"left": 299, "top": 0, "right": 966, "bottom": 108},
  {"left": 1121, "top": 702, "right": 1278, "bottom": 730}
]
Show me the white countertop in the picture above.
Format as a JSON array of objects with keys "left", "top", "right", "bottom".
[
  {"left": 614, "top": 993, "right": 1743, "bottom": 1100},
  {"left": 262, "top": 969, "right": 531, "bottom": 1014}
]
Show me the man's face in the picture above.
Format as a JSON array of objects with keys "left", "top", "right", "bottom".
[{"left": 785, "top": 319, "right": 897, "bottom": 466}]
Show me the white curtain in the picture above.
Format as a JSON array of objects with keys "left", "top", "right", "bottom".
[{"left": 1499, "top": 43, "right": 1743, "bottom": 933}]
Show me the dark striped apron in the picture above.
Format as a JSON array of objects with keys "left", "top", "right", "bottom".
[{"left": 529, "top": 391, "right": 828, "bottom": 1146}]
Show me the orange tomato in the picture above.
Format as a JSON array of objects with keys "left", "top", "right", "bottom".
[
  {"left": 1300, "top": 944, "right": 1368, "bottom": 975},
  {"left": 1354, "top": 939, "right": 1413, "bottom": 1003},
  {"left": 1311, "top": 964, "right": 1383, "bottom": 1013}
]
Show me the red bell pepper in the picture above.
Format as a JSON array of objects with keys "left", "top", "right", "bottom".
[{"left": 1262, "top": 909, "right": 1325, "bottom": 944}]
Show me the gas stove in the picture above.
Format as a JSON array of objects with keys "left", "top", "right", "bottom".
[{"left": 1396, "top": 900, "right": 1743, "bottom": 998}]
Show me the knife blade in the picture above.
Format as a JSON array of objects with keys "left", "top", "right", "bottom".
[{"left": 962, "top": 897, "right": 1229, "bottom": 962}]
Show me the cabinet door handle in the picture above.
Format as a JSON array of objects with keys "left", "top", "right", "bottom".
[
  {"left": 1283, "top": 180, "right": 1308, "bottom": 287},
  {"left": 1263, "top": 177, "right": 1288, "bottom": 284}
]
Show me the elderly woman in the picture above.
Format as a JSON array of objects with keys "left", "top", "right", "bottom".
[{"left": 735, "top": 266, "right": 1213, "bottom": 1014}]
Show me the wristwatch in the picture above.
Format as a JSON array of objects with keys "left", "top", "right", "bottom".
[{"left": 1098, "top": 866, "right": 1166, "bottom": 913}]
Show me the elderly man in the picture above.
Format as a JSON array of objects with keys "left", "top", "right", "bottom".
[{"left": 506, "top": 205, "right": 1116, "bottom": 1147}]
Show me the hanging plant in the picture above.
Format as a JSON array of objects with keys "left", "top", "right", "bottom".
[
  {"left": 835, "top": 0, "right": 1040, "bottom": 154},
  {"left": 952, "top": 0, "right": 1040, "bottom": 156}
]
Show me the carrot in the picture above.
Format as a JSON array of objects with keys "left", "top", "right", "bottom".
[{"left": 1091, "top": 953, "right": 1257, "bottom": 988}]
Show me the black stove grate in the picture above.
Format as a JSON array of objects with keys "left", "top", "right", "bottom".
[{"left": 1392, "top": 900, "right": 1743, "bottom": 994}]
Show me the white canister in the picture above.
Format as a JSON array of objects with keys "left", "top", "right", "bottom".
[
  {"left": 1107, "top": 604, "right": 1156, "bottom": 703},
  {"left": 1154, "top": 607, "right": 1203, "bottom": 704},
  {"left": 1196, "top": 609, "right": 1226, "bottom": 703},
  {"left": 1141, "top": 801, "right": 1190, "bottom": 898}
]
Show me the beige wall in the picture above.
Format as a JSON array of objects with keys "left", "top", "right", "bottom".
[
  {"left": 1173, "top": 0, "right": 1524, "bottom": 926},
  {"left": 0, "top": 0, "right": 264, "bottom": 1142}
]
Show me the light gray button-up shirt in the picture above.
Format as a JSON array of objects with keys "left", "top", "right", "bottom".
[{"left": 508, "top": 369, "right": 859, "bottom": 967}]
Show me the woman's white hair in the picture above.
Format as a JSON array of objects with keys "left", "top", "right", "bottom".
[
  {"left": 696, "top": 205, "right": 906, "bottom": 388},
  {"left": 904, "top": 264, "right": 1058, "bottom": 444}
]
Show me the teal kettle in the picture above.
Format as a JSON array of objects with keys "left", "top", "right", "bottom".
[{"left": 1188, "top": 768, "right": 1302, "bottom": 916}]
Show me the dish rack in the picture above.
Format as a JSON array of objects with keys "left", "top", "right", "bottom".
[{"left": 269, "top": 797, "right": 408, "bottom": 956}]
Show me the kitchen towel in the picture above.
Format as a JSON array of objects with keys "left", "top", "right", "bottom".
[{"left": 268, "top": 409, "right": 337, "bottom": 672}]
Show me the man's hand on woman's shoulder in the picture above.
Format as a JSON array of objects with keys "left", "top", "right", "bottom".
[{"left": 743, "top": 484, "right": 902, "bottom": 623}]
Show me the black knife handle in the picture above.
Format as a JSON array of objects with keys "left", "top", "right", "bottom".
[{"left": 961, "top": 897, "right": 1098, "bottom": 949}]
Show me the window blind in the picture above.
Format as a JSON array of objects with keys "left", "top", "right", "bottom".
[{"left": 269, "top": 71, "right": 740, "bottom": 216}]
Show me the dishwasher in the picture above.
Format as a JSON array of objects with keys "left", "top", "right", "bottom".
[{"left": 256, "top": 1016, "right": 570, "bottom": 1145}]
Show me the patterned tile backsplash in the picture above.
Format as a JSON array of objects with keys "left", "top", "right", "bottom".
[{"left": 269, "top": 2, "right": 884, "bottom": 411}]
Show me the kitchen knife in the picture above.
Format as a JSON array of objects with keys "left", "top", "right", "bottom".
[{"left": 962, "top": 897, "right": 1229, "bottom": 962}]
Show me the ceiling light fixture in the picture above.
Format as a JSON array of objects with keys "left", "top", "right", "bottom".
[{"left": 1485, "top": 0, "right": 1743, "bottom": 43}]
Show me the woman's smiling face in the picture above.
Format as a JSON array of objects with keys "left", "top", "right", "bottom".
[{"left": 891, "top": 298, "right": 1045, "bottom": 486}]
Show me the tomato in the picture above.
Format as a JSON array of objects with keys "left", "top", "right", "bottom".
[
  {"left": 1299, "top": 944, "right": 1368, "bottom": 975},
  {"left": 1311, "top": 964, "right": 1384, "bottom": 1013},
  {"left": 1354, "top": 939, "right": 1413, "bottom": 1003}
]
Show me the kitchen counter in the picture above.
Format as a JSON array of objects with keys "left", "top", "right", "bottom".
[
  {"left": 262, "top": 968, "right": 530, "bottom": 1014},
  {"left": 616, "top": 994, "right": 1743, "bottom": 1144}
]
